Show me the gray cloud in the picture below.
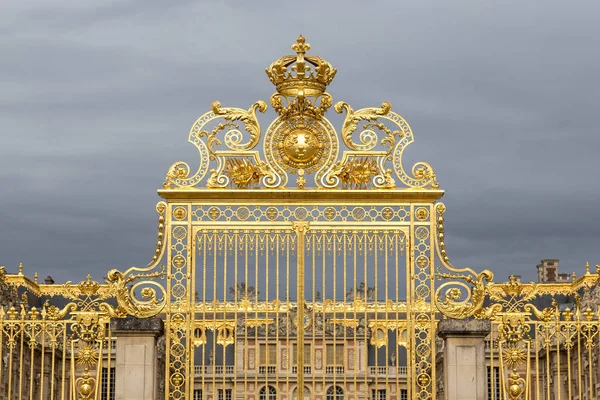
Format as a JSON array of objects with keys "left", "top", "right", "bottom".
[{"left": 1, "top": 0, "right": 598, "bottom": 284}]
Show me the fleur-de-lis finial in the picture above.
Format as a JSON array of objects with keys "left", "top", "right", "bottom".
[
  {"left": 291, "top": 35, "right": 310, "bottom": 55},
  {"left": 291, "top": 35, "right": 310, "bottom": 79}
]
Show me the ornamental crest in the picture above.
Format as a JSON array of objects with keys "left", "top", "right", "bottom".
[{"left": 162, "top": 35, "right": 438, "bottom": 190}]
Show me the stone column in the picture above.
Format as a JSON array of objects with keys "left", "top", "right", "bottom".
[
  {"left": 111, "top": 317, "right": 164, "bottom": 400},
  {"left": 438, "top": 318, "right": 491, "bottom": 400}
]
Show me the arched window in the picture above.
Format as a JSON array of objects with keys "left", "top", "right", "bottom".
[
  {"left": 326, "top": 386, "right": 344, "bottom": 400},
  {"left": 259, "top": 386, "right": 276, "bottom": 400},
  {"left": 292, "top": 386, "right": 311, "bottom": 400}
]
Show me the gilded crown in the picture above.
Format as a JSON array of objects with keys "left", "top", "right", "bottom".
[{"left": 266, "top": 35, "right": 337, "bottom": 98}]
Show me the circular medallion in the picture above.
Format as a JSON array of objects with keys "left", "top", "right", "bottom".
[
  {"left": 415, "top": 207, "right": 429, "bottom": 221},
  {"left": 294, "top": 207, "right": 308, "bottom": 220},
  {"left": 173, "top": 206, "right": 187, "bottom": 221},
  {"left": 281, "top": 128, "right": 321, "bottom": 164},
  {"left": 236, "top": 206, "right": 250, "bottom": 221},
  {"left": 264, "top": 114, "right": 339, "bottom": 183},
  {"left": 352, "top": 207, "right": 366, "bottom": 221}
]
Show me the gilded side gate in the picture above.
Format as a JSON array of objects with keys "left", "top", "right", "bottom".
[{"left": 1, "top": 36, "right": 599, "bottom": 400}]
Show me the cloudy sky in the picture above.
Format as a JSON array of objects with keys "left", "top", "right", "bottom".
[{"left": 1, "top": 0, "right": 598, "bottom": 285}]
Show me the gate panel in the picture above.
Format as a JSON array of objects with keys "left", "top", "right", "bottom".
[
  {"left": 192, "top": 225, "right": 297, "bottom": 400},
  {"left": 304, "top": 226, "right": 408, "bottom": 400}
]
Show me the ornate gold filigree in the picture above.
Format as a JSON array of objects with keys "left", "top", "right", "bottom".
[
  {"left": 335, "top": 101, "right": 392, "bottom": 151},
  {"left": 105, "top": 268, "right": 166, "bottom": 318},
  {"left": 368, "top": 320, "right": 408, "bottom": 348},
  {"left": 220, "top": 158, "right": 267, "bottom": 188},
  {"left": 205, "top": 100, "right": 267, "bottom": 151},
  {"left": 159, "top": 36, "right": 440, "bottom": 190},
  {"left": 194, "top": 320, "right": 236, "bottom": 347}
]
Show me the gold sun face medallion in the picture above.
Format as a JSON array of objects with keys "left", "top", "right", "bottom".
[
  {"left": 266, "top": 115, "right": 337, "bottom": 180},
  {"left": 282, "top": 128, "right": 320, "bottom": 164}
]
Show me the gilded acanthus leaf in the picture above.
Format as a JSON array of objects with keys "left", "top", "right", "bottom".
[
  {"left": 435, "top": 270, "right": 494, "bottom": 319},
  {"left": 335, "top": 101, "right": 392, "bottom": 150},
  {"left": 210, "top": 100, "right": 267, "bottom": 150}
]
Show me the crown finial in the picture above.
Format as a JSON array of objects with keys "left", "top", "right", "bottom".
[
  {"left": 18, "top": 262, "right": 23, "bottom": 275},
  {"left": 266, "top": 36, "right": 337, "bottom": 116}
]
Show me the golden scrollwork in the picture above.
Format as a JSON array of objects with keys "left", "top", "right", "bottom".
[
  {"left": 105, "top": 268, "right": 166, "bottom": 318},
  {"left": 434, "top": 202, "right": 495, "bottom": 318},
  {"left": 335, "top": 101, "right": 393, "bottom": 151},
  {"left": 208, "top": 100, "right": 268, "bottom": 150}
]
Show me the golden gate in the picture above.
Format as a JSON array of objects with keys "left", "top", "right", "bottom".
[{"left": 1, "top": 36, "right": 599, "bottom": 400}]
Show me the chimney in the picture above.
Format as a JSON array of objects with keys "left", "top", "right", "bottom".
[{"left": 536, "top": 259, "right": 563, "bottom": 283}]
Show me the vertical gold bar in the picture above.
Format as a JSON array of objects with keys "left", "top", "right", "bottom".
[
  {"left": 490, "top": 328, "right": 495, "bottom": 400},
  {"left": 333, "top": 229, "right": 338, "bottom": 385},
  {"left": 285, "top": 230, "right": 290, "bottom": 399},
  {"left": 293, "top": 222, "right": 309, "bottom": 400},
  {"left": 49, "top": 323, "right": 56, "bottom": 400},
  {"left": 61, "top": 323, "right": 67, "bottom": 400},
  {"left": 577, "top": 319, "right": 582, "bottom": 400},
  {"left": 275, "top": 232, "right": 280, "bottom": 400},
  {"left": 311, "top": 231, "right": 316, "bottom": 400},
  {"left": 325, "top": 233, "right": 329, "bottom": 400},
  {"left": 588, "top": 327, "right": 593, "bottom": 400},
  {"left": 566, "top": 322, "right": 571, "bottom": 400},
  {"left": 372, "top": 232, "right": 378, "bottom": 393},
  {"left": 556, "top": 316, "right": 561, "bottom": 400},
  {"left": 0, "top": 318, "right": 4, "bottom": 398},
  {"left": 232, "top": 233, "right": 239, "bottom": 400},
  {"left": 95, "top": 336, "right": 104, "bottom": 399},
  {"left": 199, "top": 232, "right": 206, "bottom": 400},
  {"left": 429, "top": 209, "right": 436, "bottom": 400},
  {"left": 253, "top": 232, "right": 258, "bottom": 400},
  {"left": 545, "top": 323, "right": 551, "bottom": 400},
  {"left": 8, "top": 322, "right": 14, "bottom": 400},
  {"left": 29, "top": 321, "right": 36, "bottom": 400},
  {"left": 106, "top": 326, "right": 112, "bottom": 400},
  {"left": 534, "top": 324, "right": 539, "bottom": 400},
  {"left": 222, "top": 233, "right": 228, "bottom": 400},
  {"left": 214, "top": 232, "right": 221, "bottom": 400},
  {"left": 19, "top": 317, "right": 25, "bottom": 398}
]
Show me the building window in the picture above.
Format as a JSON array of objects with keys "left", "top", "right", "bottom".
[
  {"left": 259, "top": 385, "right": 277, "bottom": 400},
  {"left": 326, "top": 385, "right": 344, "bottom": 400},
  {"left": 487, "top": 366, "right": 500, "bottom": 400},
  {"left": 292, "top": 385, "right": 312, "bottom": 400},
  {"left": 326, "top": 344, "right": 344, "bottom": 366},
  {"left": 218, "top": 389, "right": 232, "bottom": 400},
  {"left": 400, "top": 389, "right": 407, "bottom": 400},
  {"left": 260, "top": 344, "right": 277, "bottom": 366},
  {"left": 293, "top": 344, "right": 312, "bottom": 365},
  {"left": 371, "top": 389, "right": 386, "bottom": 400},
  {"left": 194, "top": 389, "right": 203, "bottom": 400},
  {"left": 101, "top": 367, "right": 115, "bottom": 400}
]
